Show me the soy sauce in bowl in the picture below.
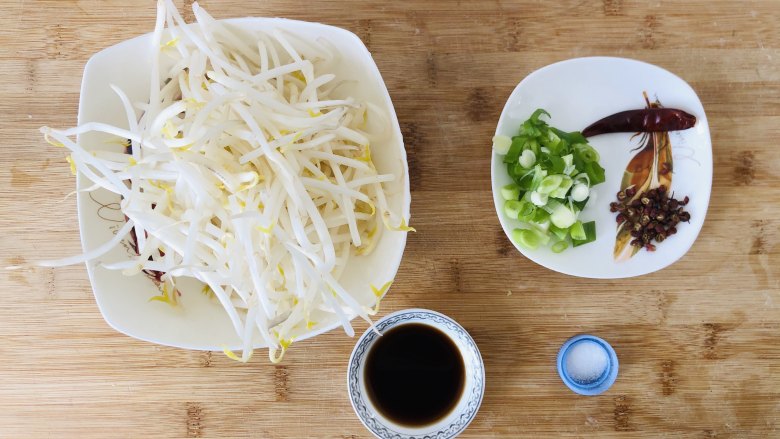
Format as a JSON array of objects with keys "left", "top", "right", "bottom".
[{"left": 364, "top": 323, "right": 465, "bottom": 427}]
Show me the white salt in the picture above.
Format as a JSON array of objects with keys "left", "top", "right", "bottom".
[{"left": 565, "top": 340, "right": 608, "bottom": 384}]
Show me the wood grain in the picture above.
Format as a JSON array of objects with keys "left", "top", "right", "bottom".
[{"left": 1, "top": 0, "right": 778, "bottom": 437}]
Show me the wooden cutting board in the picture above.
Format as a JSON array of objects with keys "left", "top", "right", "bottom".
[{"left": 1, "top": 0, "right": 778, "bottom": 437}]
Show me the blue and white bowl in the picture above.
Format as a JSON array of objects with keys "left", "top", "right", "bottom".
[{"left": 347, "top": 309, "right": 485, "bottom": 439}]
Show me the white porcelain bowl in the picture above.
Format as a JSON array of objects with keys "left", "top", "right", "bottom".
[
  {"left": 76, "top": 18, "right": 410, "bottom": 350},
  {"left": 347, "top": 309, "right": 485, "bottom": 439},
  {"left": 492, "top": 57, "right": 712, "bottom": 278}
]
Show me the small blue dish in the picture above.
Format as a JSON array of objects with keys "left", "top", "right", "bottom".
[{"left": 557, "top": 334, "right": 618, "bottom": 396}]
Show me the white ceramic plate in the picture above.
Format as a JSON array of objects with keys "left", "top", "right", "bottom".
[
  {"left": 492, "top": 57, "right": 712, "bottom": 278},
  {"left": 76, "top": 18, "right": 410, "bottom": 350}
]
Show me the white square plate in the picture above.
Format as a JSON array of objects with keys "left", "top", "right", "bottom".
[
  {"left": 77, "top": 18, "right": 410, "bottom": 350},
  {"left": 492, "top": 57, "right": 712, "bottom": 278}
]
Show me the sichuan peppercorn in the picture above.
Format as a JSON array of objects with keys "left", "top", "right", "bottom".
[{"left": 612, "top": 185, "right": 691, "bottom": 253}]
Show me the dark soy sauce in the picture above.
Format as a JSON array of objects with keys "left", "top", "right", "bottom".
[{"left": 364, "top": 323, "right": 465, "bottom": 427}]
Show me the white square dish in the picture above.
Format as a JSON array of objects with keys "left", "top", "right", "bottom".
[
  {"left": 76, "top": 18, "right": 410, "bottom": 350},
  {"left": 492, "top": 57, "right": 712, "bottom": 278}
]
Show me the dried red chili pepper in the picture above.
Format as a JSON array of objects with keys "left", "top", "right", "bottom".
[{"left": 581, "top": 108, "right": 697, "bottom": 138}]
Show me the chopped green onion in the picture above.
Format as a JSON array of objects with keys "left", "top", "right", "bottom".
[
  {"left": 541, "top": 129, "right": 562, "bottom": 153},
  {"left": 514, "top": 168, "right": 535, "bottom": 190},
  {"left": 569, "top": 220, "right": 586, "bottom": 241},
  {"left": 512, "top": 228, "right": 539, "bottom": 250},
  {"left": 526, "top": 138, "right": 540, "bottom": 156},
  {"left": 530, "top": 165, "right": 548, "bottom": 190},
  {"left": 501, "top": 183, "right": 521, "bottom": 201},
  {"left": 533, "top": 220, "right": 551, "bottom": 233},
  {"left": 573, "top": 143, "right": 606, "bottom": 185},
  {"left": 532, "top": 207, "right": 551, "bottom": 224},
  {"left": 537, "top": 174, "right": 563, "bottom": 194},
  {"left": 587, "top": 161, "right": 606, "bottom": 185},
  {"left": 574, "top": 143, "right": 601, "bottom": 163},
  {"left": 530, "top": 109, "right": 551, "bottom": 125},
  {"left": 519, "top": 149, "right": 536, "bottom": 168},
  {"left": 530, "top": 191, "right": 548, "bottom": 207},
  {"left": 571, "top": 183, "right": 590, "bottom": 202},
  {"left": 550, "top": 203, "right": 576, "bottom": 229},
  {"left": 551, "top": 240, "right": 569, "bottom": 253},
  {"left": 504, "top": 200, "right": 523, "bottom": 219},
  {"left": 494, "top": 109, "right": 604, "bottom": 252},
  {"left": 503, "top": 137, "right": 526, "bottom": 164},
  {"left": 512, "top": 228, "right": 550, "bottom": 250},
  {"left": 492, "top": 135, "right": 512, "bottom": 154},
  {"left": 573, "top": 172, "right": 590, "bottom": 185},
  {"left": 516, "top": 200, "right": 537, "bottom": 221},
  {"left": 572, "top": 197, "right": 589, "bottom": 212},
  {"left": 550, "top": 127, "right": 587, "bottom": 145},
  {"left": 541, "top": 154, "right": 565, "bottom": 173},
  {"left": 550, "top": 175, "right": 573, "bottom": 199},
  {"left": 549, "top": 224, "right": 569, "bottom": 241},
  {"left": 572, "top": 221, "right": 597, "bottom": 247}
]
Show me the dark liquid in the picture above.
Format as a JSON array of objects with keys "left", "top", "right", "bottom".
[{"left": 364, "top": 323, "right": 465, "bottom": 427}]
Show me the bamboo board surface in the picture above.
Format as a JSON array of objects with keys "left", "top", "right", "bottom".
[{"left": 1, "top": 1, "right": 779, "bottom": 437}]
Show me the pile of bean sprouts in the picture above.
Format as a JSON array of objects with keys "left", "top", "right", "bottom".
[{"left": 39, "top": 0, "right": 410, "bottom": 362}]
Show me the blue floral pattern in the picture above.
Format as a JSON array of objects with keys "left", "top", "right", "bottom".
[{"left": 347, "top": 310, "right": 485, "bottom": 439}]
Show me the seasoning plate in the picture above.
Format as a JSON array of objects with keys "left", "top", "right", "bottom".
[{"left": 491, "top": 57, "right": 712, "bottom": 278}]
